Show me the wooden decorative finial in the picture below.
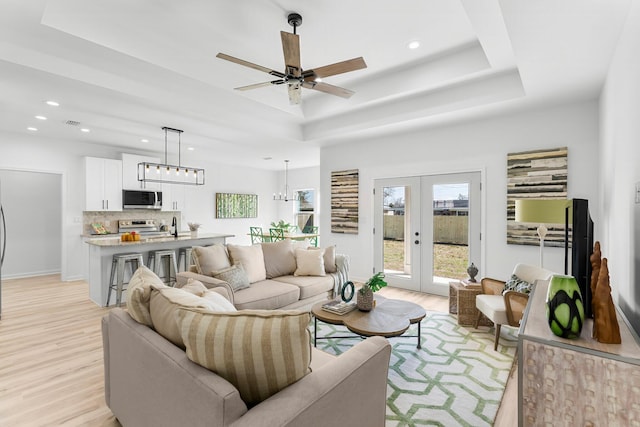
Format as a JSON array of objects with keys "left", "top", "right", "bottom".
[
  {"left": 593, "top": 258, "right": 621, "bottom": 344},
  {"left": 590, "top": 241, "right": 602, "bottom": 338}
]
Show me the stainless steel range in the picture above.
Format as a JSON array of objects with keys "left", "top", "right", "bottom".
[{"left": 118, "top": 219, "right": 167, "bottom": 236}]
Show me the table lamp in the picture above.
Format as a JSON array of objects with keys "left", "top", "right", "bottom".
[{"left": 515, "top": 199, "right": 571, "bottom": 268}]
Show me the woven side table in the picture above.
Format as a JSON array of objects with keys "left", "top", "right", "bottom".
[{"left": 449, "top": 281, "right": 492, "bottom": 326}]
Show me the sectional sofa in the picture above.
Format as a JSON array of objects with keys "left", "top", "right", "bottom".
[
  {"left": 102, "top": 265, "right": 391, "bottom": 427},
  {"left": 175, "top": 239, "right": 349, "bottom": 310}
]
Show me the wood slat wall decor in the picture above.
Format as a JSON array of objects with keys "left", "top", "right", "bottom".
[
  {"left": 331, "top": 169, "right": 359, "bottom": 234},
  {"left": 506, "top": 147, "right": 568, "bottom": 246}
]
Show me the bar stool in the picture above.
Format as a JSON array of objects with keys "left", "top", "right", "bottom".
[
  {"left": 107, "top": 252, "right": 144, "bottom": 307},
  {"left": 147, "top": 249, "right": 178, "bottom": 286},
  {"left": 177, "top": 247, "right": 193, "bottom": 272}
]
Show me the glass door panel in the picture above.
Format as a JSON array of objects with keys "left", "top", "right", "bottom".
[
  {"left": 374, "top": 177, "right": 421, "bottom": 291},
  {"left": 432, "top": 183, "right": 470, "bottom": 282}
]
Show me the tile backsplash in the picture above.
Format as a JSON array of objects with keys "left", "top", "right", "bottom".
[{"left": 83, "top": 210, "right": 181, "bottom": 235}]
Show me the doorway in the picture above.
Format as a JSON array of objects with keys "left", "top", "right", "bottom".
[
  {"left": 373, "top": 172, "right": 481, "bottom": 296},
  {"left": 0, "top": 170, "right": 62, "bottom": 279}
]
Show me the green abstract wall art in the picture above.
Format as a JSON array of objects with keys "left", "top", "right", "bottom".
[{"left": 215, "top": 193, "right": 258, "bottom": 218}]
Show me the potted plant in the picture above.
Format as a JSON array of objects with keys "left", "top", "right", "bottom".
[
  {"left": 270, "top": 219, "right": 291, "bottom": 231},
  {"left": 357, "top": 272, "right": 387, "bottom": 311},
  {"left": 187, "top": 222, "right": 201, "bottom": 238}
]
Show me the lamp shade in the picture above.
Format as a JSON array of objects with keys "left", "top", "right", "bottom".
[{"left": 515, "top": 199, "right": 571, "bottom": 224}]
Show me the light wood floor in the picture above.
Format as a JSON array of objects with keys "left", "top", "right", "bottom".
[{"left": 0, "top": 275, "right": 516, "bottom": 426}]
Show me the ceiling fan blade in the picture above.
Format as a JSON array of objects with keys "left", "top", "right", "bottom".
[
  {"left": 288, "top": 82, "right": 302, "bottom": 105},
  {"left": 303, "top": 57, "right": 367, "bottom": 81},
  {"left": 235, "top": 80, "right": 285, "bottom": 91},
  {"left": 216, "top": 53, "right": 285, "bottom": 78},
  {"left": 303, "top": 81, "right": 355, "bottom": 98},
  {"left": 280, "top": 31, "right": 301, "bottom": 77}
]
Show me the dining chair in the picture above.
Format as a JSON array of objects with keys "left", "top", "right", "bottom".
[
  {"left": 307, "top": 226, "right": 319, "bottom": 247},
  {"left": 288, "top": 225, "right": 298, "bottom": 233},
  {"left": 269, "top": 228, "right": 285, "bottom": 242},
  {"left": 250, "top": 227, "right": 268, "bottom": 244}
]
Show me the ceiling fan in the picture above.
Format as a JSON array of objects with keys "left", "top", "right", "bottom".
[{"left": 216, "top": 12, "right": 367, "bottom": 105}]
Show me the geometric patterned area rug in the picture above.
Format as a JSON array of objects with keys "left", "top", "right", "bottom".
[{"left": 313, "top": 313, "right": 517, "bottom": 427}]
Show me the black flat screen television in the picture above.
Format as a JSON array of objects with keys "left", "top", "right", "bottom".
[{"left": 568, "top": 198, "right": 594, "bottom": 318}]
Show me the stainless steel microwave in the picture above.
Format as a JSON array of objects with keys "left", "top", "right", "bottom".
[{"left": 122, "top": 190, "right": 162, "bottom": 210}]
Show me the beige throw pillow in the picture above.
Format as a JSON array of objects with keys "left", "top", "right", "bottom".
[
  {"left": 294, "top": 248, "right": 326, "bottom": 276},
  {"left": 212, "top": 265, "right": 250, "bottom": 291},
  {"left": 308, "top": 245, "right": 337, "bottom": 273},
  {"left": 227, "top": 244, "right": 266, "bottom": 284},
  {"left": 192, "top": 245, "right": 231, "bottom": 275},
  {"left": 149, "top": 287, "right": 234, "bottom": 348},
  {"left": 261, "top": 239, "right": 296, "bottom": 278},
  {"left": 126, "top": 265, "right": 168, "bottom": 326},
  {"left": 176, "top": 308, "right": 312, "bottom": 406}
]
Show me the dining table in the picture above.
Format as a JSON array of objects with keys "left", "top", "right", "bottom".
[{"left": 250, "top": 231, "right": 319, "bottom": 243}]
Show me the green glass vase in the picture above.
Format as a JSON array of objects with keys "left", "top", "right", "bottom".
[{"left": 545, "top": 275, "right": 584, "bottom": 338}]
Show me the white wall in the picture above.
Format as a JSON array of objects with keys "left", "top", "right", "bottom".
[
  {"left": 320, "top": 101, "right": 600, "bottom": 282},
  {"left": 600, "top": 1, "right": 640, "bottom": 329},
  {"left": 0, "top": 131, "right": 279, "bottom": 280}
]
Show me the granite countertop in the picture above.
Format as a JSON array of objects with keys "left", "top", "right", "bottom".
[{"left": 84, "top": 232, "right": 233, "bottom": 246}]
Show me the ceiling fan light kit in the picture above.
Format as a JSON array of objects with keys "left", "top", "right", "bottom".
[
  {"left": 216, "top": 12, "right": 367, "bottom": 105},
  {"left": 138, "top": 127, "right": 205, "bottom": 186}
]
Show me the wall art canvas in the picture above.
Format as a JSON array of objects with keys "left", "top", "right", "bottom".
[
  {"left": 331, "top": 169, "right": 359, "bottom": 234},
  {"left": 215, "top": 193, "right": 258, "bottom": 219},
  {"left": 507, "top": 147, "right": 568, "bottom": 246}
]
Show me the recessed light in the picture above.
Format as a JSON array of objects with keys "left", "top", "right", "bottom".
[
  {"left": 187, "top": 147, "right": 195, "bottom": 151},
  {"left": 46, "top": 100, "right": 60, "bottom": 107},
  {"left": 80, "top": 128, "right": 90, "bottom": 133},
  {"left": 263, "top": 156, "right": 273, "bottom": 160},
  {"left": 408, "top": 41, "right": 420, "bottom": 50},
  {"left": 141, "top": 138, "right": 149, "bottom": 143},
  {"left": 35, "top": 115, "right": 47, "bottom": 120},
  {"left": 27, "top": 127, "right": 38, "bottom": 131}
]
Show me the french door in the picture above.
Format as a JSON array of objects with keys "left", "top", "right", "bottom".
[{"left": 373, "top": 172, "right": 481, "bottom": 296}]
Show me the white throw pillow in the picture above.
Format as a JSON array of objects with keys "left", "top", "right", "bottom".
[
  {"left": 227, "top": 244, "right": 267, "bottom": 283},
  {"left": 294, "top": 248, "right": 326, "bottom": 276}
]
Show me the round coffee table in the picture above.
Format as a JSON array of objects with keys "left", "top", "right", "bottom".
[{"left": 311, "top": 295, "right": 426, "bottom": 349}]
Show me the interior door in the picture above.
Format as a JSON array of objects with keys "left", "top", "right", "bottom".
[
  {"left": 374, "top": 172, "right": 481, "bottom": 295},
  {"left": 373, "top": 177, "right": 421, "bottom": 291}
]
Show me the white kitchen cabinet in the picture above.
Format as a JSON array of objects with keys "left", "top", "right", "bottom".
[
  {"left": 121, "top": 153, "right": 161, "bottom": 190},
  {"left": 162, "top": 182, "right": 186, "bottom": 211},
  {"left": 85, "top": 157, "right": 122, "bottom": 211}
]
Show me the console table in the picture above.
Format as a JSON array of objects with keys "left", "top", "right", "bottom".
[{"left": 518, "top": 280, "right": 640, "bottom": 426}]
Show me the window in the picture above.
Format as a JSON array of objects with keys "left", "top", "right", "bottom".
[{"left": 295, "top": 189, "right": 315, "bottom": 232}]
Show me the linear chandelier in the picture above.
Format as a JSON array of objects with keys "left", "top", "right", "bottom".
[
  {"left": 138, "top": 126, "right": 205, "bottom": 185},
  {"left": 273, "top": 160, "right": 299, "bottom": 202}
]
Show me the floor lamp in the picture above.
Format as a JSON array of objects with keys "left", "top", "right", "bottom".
[{"left": 515, "top": 199, "right": 571, "bottom": 268}]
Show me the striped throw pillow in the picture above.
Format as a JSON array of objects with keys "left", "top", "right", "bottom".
[{"left": 175, "top": 308, "right": 312, "bottom": 406}]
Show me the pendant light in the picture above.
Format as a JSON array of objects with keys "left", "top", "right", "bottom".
[
  {"left": 138, "top": 127, "right": 205, "bottom": 185},
  {"left": 273, "top": 160, "right": 299, "bottom": 202}
]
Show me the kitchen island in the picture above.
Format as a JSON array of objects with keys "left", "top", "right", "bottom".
[{"left": 85, "top": 232, "right": 233, "bottom": 306}]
